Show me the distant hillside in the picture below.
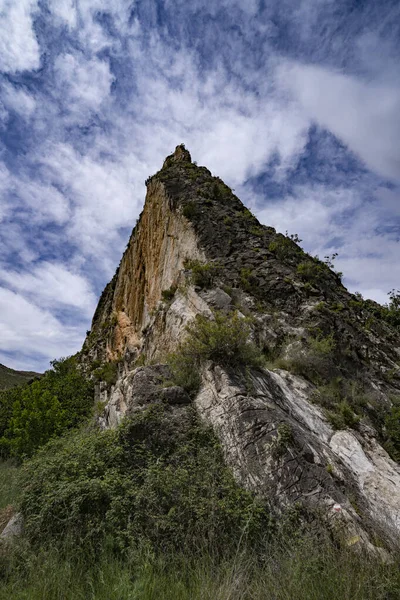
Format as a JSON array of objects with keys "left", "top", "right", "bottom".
[{"left": 0, "top": 363, "right": 41, "bottom": 390}]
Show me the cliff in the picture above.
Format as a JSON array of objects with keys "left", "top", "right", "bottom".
[{"left": 80, "top": 145, "right": 400, "bottom": 555}]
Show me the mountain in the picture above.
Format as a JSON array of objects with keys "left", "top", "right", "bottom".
[
  {"left": 0, "top": 363, "right": 41, "bottom": 390},
  {"left": 80, "top": 144, "right": 400, "bottom": 556}
]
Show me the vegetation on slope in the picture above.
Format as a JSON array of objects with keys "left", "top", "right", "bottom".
[
  {"left": 0, "top": 356, "right": 93, "bottom": 459},
  {"left": 0, "top": 364, "right": 41, "bottom": 391},
  {"left": 169, "top": 310, "right": 264, "bottom": 396},
  {"left": 1, "top": 403, "right": 400, "bottom": 600}
]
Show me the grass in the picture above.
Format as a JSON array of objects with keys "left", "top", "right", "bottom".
[
  {"left": 0, "top": 459, "right": 20, "bottom": 534},
  {"left": 0, "top": 460, "right": 20, "bottom": 510},
  {"left": 0, "top": 536, "right": 399, "bottom": 600}
]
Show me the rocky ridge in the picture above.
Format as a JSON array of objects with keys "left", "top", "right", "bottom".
[{"left": 80, "top": 145, "right": 400, "bottom": 555}]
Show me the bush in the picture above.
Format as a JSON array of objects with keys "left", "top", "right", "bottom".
[
  {"left": 280, "top": 333, "right": 336, "bottom": 384},
  {"left": 182, "top": 202, "right": 198, "bottom": 219},
  {"left": 327, "top": 401, "right": 360, "bottom": 430},
  {"left": 93, "top": 361, "right": 118, "bottom": 386},
  {"left": 297, "top": 260, "right": 325, "bottom": 283},
  {"left": 269, "top": 235, "right": 300, "bottom": 261},
  {"left": 184, "top": 259, "right": 219, "bottom": 289},
  {"left": 384, "top": 398, "right": 400, "bottom": 462},
  {"left": 19, "top": 405, "right": 269, "bottom": 555},
  {"left": 161, "top": 285, "right": 177, "bottom": 302},
  {"left": 0, "top": 357, "right": 94, "bottom": 459},
  {"left": 169, "top": 311, "right": 264, "bottom": 396},
  {"left": 240, "top": 267, "right": 257, "bottom": 293}
]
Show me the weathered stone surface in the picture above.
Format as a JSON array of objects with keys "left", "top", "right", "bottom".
[
  {"left": 82, "top": 145, "right": 400, "bottom": 553},
  {"left": 160, "top": 385, "right": 191, "bottom": 405},
  {"left": 196, "top": 364, "right": 399, "bottom": 554},
  {"left": 99, "top": 364, "right": 189, "bottom": 428},
  {"left": 1, "top": 513, "right": 23, "bottom": 540}
]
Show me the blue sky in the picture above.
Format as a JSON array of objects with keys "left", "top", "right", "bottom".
[{"left": 0, "top": 0, "right": 399, "bottom": 371}]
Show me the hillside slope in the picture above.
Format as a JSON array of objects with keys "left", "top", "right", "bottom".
[
  {"left": 0, "top": 363, "right": 41, "bottom": 390},
  {"left": 80, "top": 145, "right": 400, "bottom": 555}
]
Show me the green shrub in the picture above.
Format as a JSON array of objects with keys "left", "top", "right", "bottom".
[
  {"left": 182, "top": 202, "right": 198, "bottom": 219},
  {"left": 93, "top": 361, "right": 118, "bottom": 386},
  {"left": 240, "top": 267, "right": 258, "bottom": 293},
  {"left": 161, "top": 285, "right": 177, "bottom": 302},
  {"left": 19, "top": 405, "right": 269, "bottom": 555},
  {"left": 0, "top": 357, "right": 94, "bottom": 459},
  {"left": 212, "top": 180, "right": 231, "bottom": 199},
  {"left": 250, "top": 226, "right": 264, "bottom": 237},
  {"left": 169, "top": 311, "right": 264, "bottom": 396},
  {"left": 297, "top": 260, "right": 325, "bottom": 283},
  {"left": 327, "top": 401, "right": 360, "bottom": 430},
  {"left": 280, "top": 333, "right": 336, "bottom": 384},
  {"left": 269, "top": 235, "right": 300, "bottom": 260},
  {"left": 384, "top": 398, "right": 400, "bottom": 462},
  {"left": 184, "top": 259, "right": 219, "bottom": 288},
  {"left": 272, "top": 423, "right": 294, "bottom": 458},
  {"left": 168, "top": 351, "right": 202, "bottom": 397},
  {"left": 308, "top": 332, "right": 336, "bottom": 356},
  {"left": 185, "top": 311, "right": 263, "bottom": 369}
]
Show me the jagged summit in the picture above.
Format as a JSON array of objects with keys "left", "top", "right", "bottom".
[
  {"left": 81, "top": 147, "right": 400, "bottom": 556},
  {"left": 162, "top": 144, "right": 192, "bottom": 168}
]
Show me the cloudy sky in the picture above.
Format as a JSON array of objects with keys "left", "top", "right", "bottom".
[{"left": 0, "top": 0, "right": 399, "bottom": 371}]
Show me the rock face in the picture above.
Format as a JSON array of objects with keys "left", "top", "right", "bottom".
[{"left": 81, "top": 145, "right": 400, "bottom": 553}]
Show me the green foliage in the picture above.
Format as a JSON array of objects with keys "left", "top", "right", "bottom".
[
  {"left": 182, "top": 202, "right": 198, "bottom": 219},
  {"left": 364, "top": 290, "right": 400, "bottom": 331},
  {"left": 184, "top": 259, "right": 219, "bottom": 288},
  {"left": 6, "top": 383, "right": 66, "bottom": 458},
  {"left": 279, "top": 333, "right": 337, "bottom": 385},
  {"left": 327, "top": 401, "right": 360, "bottom": 430},
  {"left": 0, "top": 459, "right": 20, "bottom": 510},
  {"left": 308, "top": 332, "right": 336, "bottom": 356},
  {"left": 269, "top": 234, "right": 301, "bottom": 261},
  {"left": 185, "top": 311, "right": 263, "bottom": 369},
  {"left": 1, "top": 526, "right": 400, "bottom": 600},
  {"left": 169, "top": 311, "right": 264, "bottom": 396},
  {"left": 18, "top": 405, "right": 269, "bottom": 555},
  {"left": 0, "top": 356, "right": 94, "bottom": 459},
  {"left": 240, "top": 208, "right": 254, "bottom": 220},
  {"left": 168, "top": 351, "right": 202, "bottom": 397},
  {"left": 240, "top": 267, "right": 257, "bottom": 293},
  {"left": 272, "top": 423, "right": 294, "bottom": 458},
  {"left": 161, "top": 285, "right": 177, "bottom": 302},
  {"left": 296, "top": 260, "right": 325, "bottom": 283},
  {"left": 384, "top": 398, "right": 400, "bottom": 462},
  {"left": 212, "top": 180, "right": 231, "bottom": 199},
  {"left": 0, "top": 364, "right": 40, "bottom": 391},
  {"left": 93, "top": 361, "right": 119, "bottom": 386},
  {"left": 223, "top": 215, "right": 232, "bottom": 226},
  {"left": 311, "top": 378, "right": 384, "bottom": 432},
  {"left": 249, "top": 226, "right": 264, "bottom": 236}
]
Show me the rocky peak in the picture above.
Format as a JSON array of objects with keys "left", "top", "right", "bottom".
[
  {"left": 162, "top": 143, "right": 192, "bottom": 169},
  {"left": 81, "top": 146, "right": 400, "bottom": 556}
]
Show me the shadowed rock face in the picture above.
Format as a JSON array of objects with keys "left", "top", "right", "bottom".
[{"left": 82, "top": 145, "right": 400, "bottom": 554}]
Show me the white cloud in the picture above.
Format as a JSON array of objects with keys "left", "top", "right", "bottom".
[
  {"left": 1, "top": 81, "right": 36, "bottom": 118},
  {"left": 0, "top": 262, "right": 97, "bottom": 316},
  {"left": 0, "top": 287, "right": 85, "bottom": 367},
  {"left": 54, "top": 53, "right": 114, "bottom": 121},
  {"left": 36, "top": 142, "right": 146, "bottom": 262},
  {"left": 49, "top": 0, "right": 77, "bottom": 29},
  {"left": 277, "top": 62, "right": 400, "bottom": 182},
  {"left": 0, "top": 0, "right": 40, "bottom": 73}
]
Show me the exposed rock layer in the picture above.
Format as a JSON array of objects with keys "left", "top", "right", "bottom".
[{"left": 82, "top": 145, "right": 400, "bottom": 553}]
